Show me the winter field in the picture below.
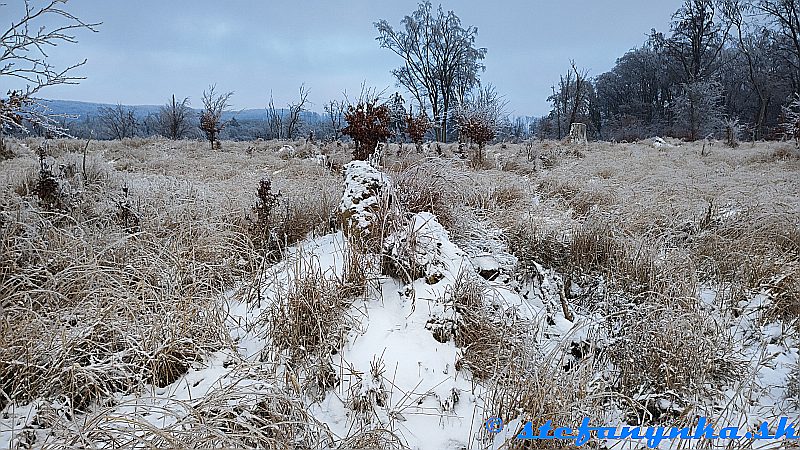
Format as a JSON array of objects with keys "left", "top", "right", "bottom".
[{"left": 0, "top": 137, "right": 799, "bottom": 449}]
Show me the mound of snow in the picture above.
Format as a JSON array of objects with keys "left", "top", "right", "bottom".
[
  {"left": 339, "top": 160, "right": 392, "bottom": 239},
  {"left": 652, "top": 136, "right": 673, "bottom": 148}
]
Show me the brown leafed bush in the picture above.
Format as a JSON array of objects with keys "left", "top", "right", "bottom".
[
  {"left": 342, "top": 100, "right": 392, "bottom": 160},
  {"left": 405, "top": 110, "right": 431, "bottom": 151},
  {"left": 199, "top": 85, "right": 233, "bottom": 150}
]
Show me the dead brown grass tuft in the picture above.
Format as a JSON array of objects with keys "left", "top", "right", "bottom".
[
  {"left": 605, "top": 301, "right": 744, "bottom": 414},
  {"left": 447, "top": 270, "right": 527, "bottom": 380},
  {"left": 266, "top": 248, "right": 368, "bottom": 363}
]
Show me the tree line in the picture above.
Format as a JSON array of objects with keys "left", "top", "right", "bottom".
[
  {"left": 539, "top": 0, "right": 800, "bottom": 142},
  {"left": 3, "top": 0, "right": 800, "bottom": 154}
]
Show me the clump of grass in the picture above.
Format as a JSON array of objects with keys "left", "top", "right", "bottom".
[
  {"left": 766, "top": 146, "right": 800, "bottom": 161},
  {"left": 346, "top": 353, "right": 389, "bottom": 424},
  {"left": 482, "top": 346, "right": 601, "bottom": 449},
  {"left": 380, "top": 214, "right": 433, "bottom": 283},
  {"left": 266, "top": 252, "right": 365, "bottom": 363},
  {"left": 337, "top": 428, "right": 407, "bottom": 450},
  {"left": 605, "top": 301, "right": 743, "bottom": 418},
  {"left": 443, "top": 270, "right": 528, "bottom": 380},
  {"left": 57, "top": 376, "right": 332, "bottom": 449},
  {"left": 537, "top": 176, "right": 616, "bottom": 216},
  {"left": 465, "top": 179, "right": 528, "bottom": 210},
  {"left": 0, "top": 290, "right": 224, "bottom": 411},
  {"left": 390, "top": 160, "right": 460, "bottom": 230},
  {"left": 569, "top": 216, "right": 658, "bottom": 295}
]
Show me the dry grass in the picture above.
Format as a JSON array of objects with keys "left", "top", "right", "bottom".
[
  {"left": 483, "top": 140, "right": 799, "bottom": 311},
  {"left": 336, "top": 428, "right": 407, "bottom": 450},
  {"left": 443, "top": 270, "right": 531, "bottom": 381},
  {"left": 0, "top": 137, "right": 340, "bottom": 420},
  {"left": 482, "top": 348, "right": 603, "bottom": 449},
  {"left": 266, "top": 251, "right": 366, "bottom": 363},
  {"left": 388, "top": 159, "right": 462, "bottom": 230},
  {"left": 1, "top": 136, "right": 798, "bottom": 447},
  {"left": 605, "top": 301, "right": 744, "bottom": 415}
]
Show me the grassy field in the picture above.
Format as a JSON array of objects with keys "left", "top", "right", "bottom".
[{"left": 0, "top": 136, "right": 798, "bottom": 448}]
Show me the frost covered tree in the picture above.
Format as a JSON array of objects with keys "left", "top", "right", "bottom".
[
  {"left": 671, "top": 80, "right": 725, "bottom": 140},
  {"left": 388, "top": 92, "right": 407, "bottom": 142},
  {"left": 375, "top": 1, "right": 487, "bottom": 142},
  {"left": 0, "top": 0, "right": 99, "bottom": 154},
  {"left": 199, "top": 85, "right": 233, "bottom": 149},
  {"left": 158, "top": 95, "right": 194, "bottom": 140},
  {"left": 453, "top": 84, "right": 506, "bottom": 164},
  {"left": 782, "top": 93, "right": 800, "bottom": 146}
]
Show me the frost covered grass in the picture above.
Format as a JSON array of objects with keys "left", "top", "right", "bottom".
[
  {"left": 0, "top": 137, "right": 798, "bottom": 449},
  {"left": 0, "top": 137, "right": 343, "bottom": 448},
  {"left": 487, "top": 140, "right": 800, "bottom": 307}
]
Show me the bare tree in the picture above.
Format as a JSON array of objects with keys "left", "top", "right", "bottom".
[
  {"left": 721, "top": 0, "right": 773, "bottom": 138},
  {"left": 663, "top": 0, "right": 730, "bottom": 83},
  {"left": 98, "top": 104, "right": 137, "bottom": 140},
  {"left": 324, "top": 99, "right": 346, "bottom": 140},
  {"left": 285, "top": 85, "right": 309, "bottom": 140},
  {"left": 199, "top": 85, "right": 233, "bottom": 149},
  {"left": 266, "top": 92, "right": 284, "bottom": 140},
  {"left": 548, "top": 64, "right": 592, "bottom": 140},
  {"left": 756, "top": 0, "right": 800, "bottom": 92},
  {"left": 0, "top": 1, "right": 100, "bottom": 153},
  {"left": 375, "top": 1, "right": 487, "bottom": 142},
  {"left": 158, "top": 94, "right": 194, "bottom": 140},
  {"left": 569, "top": 62, "right": 589, "bottom": 129},
  {"left": 266, "top": 86, "right": 310, "bottom": 140}
]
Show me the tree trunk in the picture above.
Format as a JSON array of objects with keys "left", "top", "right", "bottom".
[
  {"left": 552, "top": 85, "right": 562, "bottom": 140},
  {"left": 439, "top": 114, "right": 447, "bottom": 143}
]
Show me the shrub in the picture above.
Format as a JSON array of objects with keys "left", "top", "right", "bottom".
[
  {"left": 405, "top": 110, "right": 431, "bottom": 152},
  {"left": 342, "top": 100, "right": 392, "bottom": 160}
]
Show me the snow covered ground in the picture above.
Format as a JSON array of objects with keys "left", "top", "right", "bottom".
[{"left": 1, "top": 141, "right": 798, "bottom": 449}]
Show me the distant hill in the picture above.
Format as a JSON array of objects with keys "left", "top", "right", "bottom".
[
  {"left": 41, "top": 99, "right": 161, "bottom": 120},
  {"left": 41, "top": 99, "right": 321, "bottom": 123}
]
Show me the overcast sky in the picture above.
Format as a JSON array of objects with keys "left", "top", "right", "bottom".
[{"left": 23, "top": 1, "right": 683, "bottom": 117}]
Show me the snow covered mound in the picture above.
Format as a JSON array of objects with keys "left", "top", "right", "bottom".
[
  {"left": 383, "top": 211, "right": 453, "bottom": 284},
  {"left": 651, "top": 136, "right": 676, "bottom": 148},
  {"left": 310, "top": 216, "right": 483, "bottom": 449},
  {"left": 338, "top": 160, "right": 392, "bottom": 241}
]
